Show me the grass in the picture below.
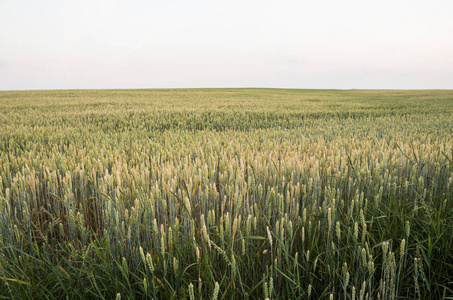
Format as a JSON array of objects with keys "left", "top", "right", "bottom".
[{"left": 0, "top": 88, "right": 452, "bottom": 299}]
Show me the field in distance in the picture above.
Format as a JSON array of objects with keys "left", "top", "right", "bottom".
[{"left": 0, "top": 89, "right": 452, "bottom": 299}]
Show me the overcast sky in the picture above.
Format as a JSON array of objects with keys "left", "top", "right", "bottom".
[{"left": 1, "top": 0, "right": 453, "bottom": 90}]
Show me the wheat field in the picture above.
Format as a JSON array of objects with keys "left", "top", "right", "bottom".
[{"left": 0, "top": 89, "right": 452, "bottom": 299}]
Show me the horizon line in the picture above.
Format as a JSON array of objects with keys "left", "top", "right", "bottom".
[{"left": 2, "top": 87, "right": 453, "bottom": 92}]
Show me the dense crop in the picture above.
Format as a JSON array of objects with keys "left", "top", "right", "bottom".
[{"left": 0, "top": 89, "right": 452, "bottom": 299}]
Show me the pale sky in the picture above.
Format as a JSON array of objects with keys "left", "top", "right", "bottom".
[{"left": 1, "top": 0, "right": 453, "bottom": 90}]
